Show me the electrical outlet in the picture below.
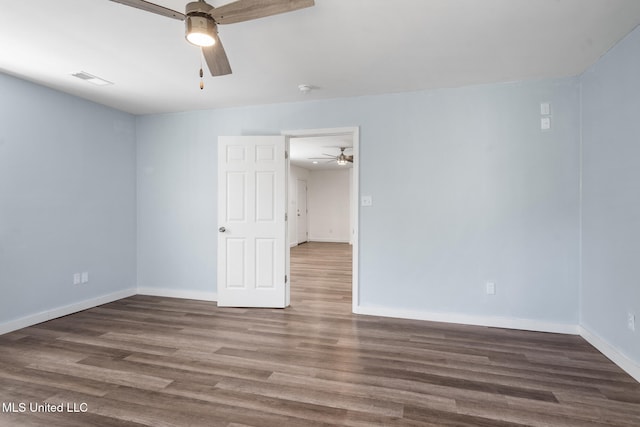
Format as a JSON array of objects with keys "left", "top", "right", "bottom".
[
  {"left": 628, "top": 313, "right": 635, "bottom": 332},
  {"left": 486, "top": 282, "right": 496, "bottom": 295},
  {"left": 541, "top": 116, "right": 551, "bottom": 130},
  {"left": 81, "top": 272, "right": 89, "bottom": 284},
  {"left": 73, "top": 273, "right": 81, "bottom": 285}
]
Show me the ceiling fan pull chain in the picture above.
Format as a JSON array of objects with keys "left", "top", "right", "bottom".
[{"left": 199, "top": 62, "right": 204, "bottom": 90}]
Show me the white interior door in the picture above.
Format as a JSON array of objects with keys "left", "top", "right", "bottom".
[
  {"left": 296, "top": 179, "right": 308, "bottom": 244},
  {"left": 217, "top": 135, "right": 288, "bottom": 307}
]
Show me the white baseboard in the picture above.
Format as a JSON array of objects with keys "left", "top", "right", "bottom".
[
  {"left": 354, "top": 305, "right": 580, "bottom": 335},
  {"left": 579, "top": 326, "right": 640, "bottom": 383},
  {"left": 0, "top": 288, "right": 136, "bottom": 335},
  {"left": 308, "top": 237, "right": 350, "bottom": 243},
  {"left": 137, "top": 287, "right": 217, "bottom": 302}
]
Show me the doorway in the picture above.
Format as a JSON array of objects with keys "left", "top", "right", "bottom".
[{"left": 283, "top": 127, "right": 359, "bottom": 312}]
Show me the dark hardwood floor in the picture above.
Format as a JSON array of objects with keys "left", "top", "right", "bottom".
[{"left": 1, "top": 242, "right": 639, "bottom": 426}]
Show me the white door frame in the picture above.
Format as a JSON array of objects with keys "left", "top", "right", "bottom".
[
  {"left": 282, "top": 127, "right": 360, "bottom": 312},
  {"left": 296, "top": 179, "right": 308, "bottom": 244}
]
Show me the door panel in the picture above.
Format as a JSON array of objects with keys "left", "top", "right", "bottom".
[
  {"left": 218, "top": 135, "right": 288, "bottom": 307},
  {"left": 256, "top": 172, "right": 275, "bottom": 221},
  {"left": 226, "top": 173, "right": 246, "bottom": 221},
  {"left": 255, "top": 238, "right": 276, "bottom": 288},
  {"left": 226, "top": 238, "right": 245, "bottom": 288}
]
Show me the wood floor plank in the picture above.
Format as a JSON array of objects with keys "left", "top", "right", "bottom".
[{"left": 1, "top": 242, "right": 639, "bottom": 426}]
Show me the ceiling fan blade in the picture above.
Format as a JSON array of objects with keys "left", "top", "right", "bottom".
[
  {"left": 308, "top": 157, "right": 334, "bottom": 160},
  {"left": 108, "top": 0, "right": 185, "bottom": 20},
  {"left": 203, "top": 32, "right": 232, "bottom": 76},
  {"left": 211, "top": 0, "right": 314, "bottom": 25},
  {"left": 346, "top": 156, "right": 354, "bottom": 163}
]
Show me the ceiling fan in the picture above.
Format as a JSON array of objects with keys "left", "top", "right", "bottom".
[
  {"left": 108, "top": 0, "right": 315, "bottom": 76},
  {"left": 309, "top": 147, "right": 354, "bottom": 165}
]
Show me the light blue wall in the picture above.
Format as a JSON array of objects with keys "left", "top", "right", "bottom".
[
  {"left": 581, "top": 26, "right": 640, "bottom": 363},
  {"left": 137, "top": 77, "right": 581, "bottom": 324},
  {"left": 0, "top": 73, "right": 137, "bottom": 324}
]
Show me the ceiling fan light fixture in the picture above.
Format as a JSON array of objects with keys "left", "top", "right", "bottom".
[
  {"left": 185, "top": 15, "right": 216, "bottom": 47},
  {"left": 337, "top": 156, "right": 348, "bottom": 166}
]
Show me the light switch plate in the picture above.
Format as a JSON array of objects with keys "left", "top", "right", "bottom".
[
  {"left": 540, "top": 102, "right": 551, "bottom": 116},
  {"left": 486, "top": 282, "right": 496, "bottom": 295},
  {"left": 361, "top": 195, "right": 372, "bottom": 206}
]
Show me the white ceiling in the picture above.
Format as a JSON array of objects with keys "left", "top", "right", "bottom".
[{"left": 1, "top": 0, "right": 640, "bottom": 115}]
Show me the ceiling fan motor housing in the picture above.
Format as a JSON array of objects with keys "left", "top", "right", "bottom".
[
  {"left": 186, "top": 1, "right": 215, "bottom": 16},
  {"left": 185, "top": 1, "right": 217, "bottom": 46}
]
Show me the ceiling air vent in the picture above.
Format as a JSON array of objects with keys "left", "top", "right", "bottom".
[{"left": 72, "top": 71, "right": 113, "bottom": 86}]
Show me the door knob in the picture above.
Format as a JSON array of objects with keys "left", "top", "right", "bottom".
[{"left": 219, "top": 227, "right": 226, "bottom": 233}]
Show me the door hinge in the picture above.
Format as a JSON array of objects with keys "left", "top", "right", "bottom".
[
  {"left": 285, "top": 151, "right": 289, "bottom": 159},
  {"left": 285, "top": 275, "right": 288, "bottom": 284},
  {"left": 285, "top": 213, "right": 288, "bottom": 221}
]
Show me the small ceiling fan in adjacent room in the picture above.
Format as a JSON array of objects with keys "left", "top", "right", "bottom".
[
  {"left": 309, "top": 147, "right": 354, "bottom": 165},
  {"left": 108, "top": 0, "right": 315, "bottom": 76}
]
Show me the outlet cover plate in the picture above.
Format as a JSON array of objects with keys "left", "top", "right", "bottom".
[
  {"left": 541, "top": 117, "right": 551, "bottom": 130},
  {"left": 486, "top": 282, "right": 496, "bottom": 295}
]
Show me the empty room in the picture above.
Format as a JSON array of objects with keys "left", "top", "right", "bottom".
[{"left": 1, "top": 0, "right": 640, "bottom": 425}]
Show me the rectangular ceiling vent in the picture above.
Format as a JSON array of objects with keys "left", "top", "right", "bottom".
[{"left": 72, "top": 71, "right": 113, "bottom": 86}]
